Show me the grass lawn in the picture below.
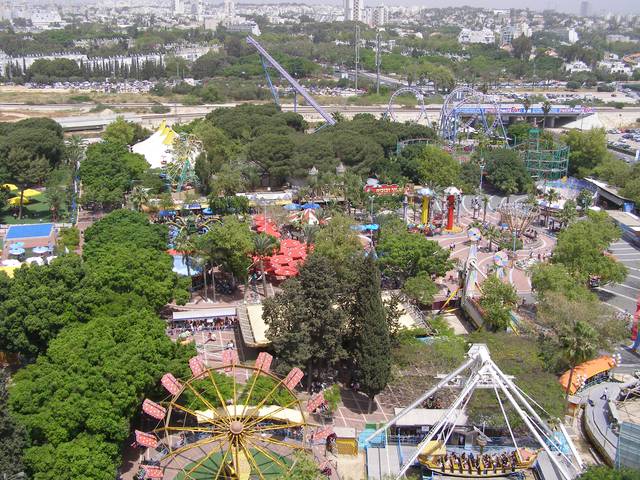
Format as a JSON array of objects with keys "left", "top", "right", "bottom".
[{"left": 1, "top": 194, "right": 53, "bottom": 225}]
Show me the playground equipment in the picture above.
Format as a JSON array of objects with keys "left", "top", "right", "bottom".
[
  {"left": 363, "top": 344, "right": 584, "bottom": 480},
  {"left": 386, "top": 87, "right": 428, "bottom": 124},
  {"left": 246, "top": 36, "right": 335, "bottom": 128},
  {"left": 135, "top": 355, "right": 310, "bottom": 479},
  {"left": 440, "top": 87, "right": 507, "bottom": 144},
  {"left": 497, "top": 202, "right": 539, "bottom": 250},
  {"left": 517, "top": 129, "right": 570, "bottom": 181},
  {"left": 164, "top": 134, "right": 201, "bottom": 193},
  {"left": 417, "top": 188, "right": 433, "bottom": 226}
]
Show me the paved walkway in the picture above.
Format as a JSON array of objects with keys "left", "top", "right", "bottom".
[{"left": 581, "top": 382, "right": 621, "bottom": 465}]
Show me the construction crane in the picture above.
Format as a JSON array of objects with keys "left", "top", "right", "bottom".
[{"left": 246, "top": 36, "right": 336, "bottom": 127}]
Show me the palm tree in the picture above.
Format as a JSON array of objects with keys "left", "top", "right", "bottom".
[
  {"left": 302, "top": 224, "right": 319, "bottom": 251},
  {"left": 130, "top": 185, "right": 149, "bottom": 212},
  {"left": 484, "top": 225, "right": 501, "bottom": 252},
  {"left": 544, "top": 188, "right": 560, "bottom": 227},
  {"left": 64, "top": 135, "right": 85, "bottom": 167},
  {"left": 481, "top": 193, "right": 490, "bottom": 223},
  {"left": 252, "top": 233, "right": 279, "bottom": 299},
  {"left": 541, "top": 100, "right": 552, "bottom": 129},
  {"left": 559, "top": 320, "right": 598, "bottom": 403},
  {"left": 196, "top": 235, "right": 226, "bottom": 303},
  {"left": 175, "top": 231, "right": 196, "bottom": 277}
]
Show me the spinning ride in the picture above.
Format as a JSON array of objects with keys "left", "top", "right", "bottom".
[
  {"left": 440, "top": 87, "right": 507, "bottom": 144},
  {"left": 386, "top": 87, "right": 428, "bottom": 124},
  {"left": 136, "top": 354, "right": 309, "bottom": 479}
]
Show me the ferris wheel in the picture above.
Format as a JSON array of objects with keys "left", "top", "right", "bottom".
[
  {"left": 135, "top": 353, "right": 310, "bottom": 480},
  {"left": 165, "top": 133, "right": 202, "bottom": 193}
]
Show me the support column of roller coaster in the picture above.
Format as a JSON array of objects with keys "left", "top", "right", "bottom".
[{"left": 246, "top": 36, "right": 336, "bottom": 127}]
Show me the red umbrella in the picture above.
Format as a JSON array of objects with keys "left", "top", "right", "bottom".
[
  {"left": 266, "top": 229, "right": 281, "bottom": 238},
  {"left": 270, "top": 255, "right": 292, "bottom": 265},
  {"left": 274, "top": 266, "right": 298, "bottom": 277},
  {"left": 281, "top": 239, "right": 302, "bottom": 248},
  {"left": 289, "top": 248, "right": 307, "bottom": 259}
]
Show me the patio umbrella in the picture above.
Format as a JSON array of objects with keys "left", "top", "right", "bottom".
[
  {"left": 274, "top": 266, "right": 299, "bottom": 277},
  {"left": 270, "top": 255, "right": 293, "bottom": 266},
  {"left": 46, "top": 256, "right": 58, "bottom": 263},
  {"left": 444, "top": 186, "right": 461, "bottom": 196},
  {"left": 25, "top": 257, "right": 44, "bottom": 266},
  {"left": 417, "top": 188, "right": 434, "bottom": 197},
  {"left": 283, "top": 203, "right": 302, "bottom": 211},
  {"left": 1, "top": 259, "right": 21, "bottom": 267},
  {"left": 9, "top": 247, "right": 25, "bottom": 256},
  {"left": 280, "top": 239, "right": 303, "bottom": 248},
  {"left": 202, "top": 207, "right": 213, "bottom": 215},
  {"left": 32, "top": 246, "right": 50, "bottom": 254},
  {"left": 288, "top": 249, "right": 307, "bottom": 260},
  {"left": 301, "top": 202, "right": 321, "bottom": 210}
]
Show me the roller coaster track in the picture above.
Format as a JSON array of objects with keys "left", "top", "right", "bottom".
[{"left": 246, "top": 36, "right": 336, "bottom": 127}]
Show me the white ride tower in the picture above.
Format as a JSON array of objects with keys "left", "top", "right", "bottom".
[{"left": 363, "top": 343, "right": 585, "bottom": 480}]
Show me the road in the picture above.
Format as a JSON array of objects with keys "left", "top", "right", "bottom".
[{"left": 594, "top": 237, "right": 640, "bottom": 375}]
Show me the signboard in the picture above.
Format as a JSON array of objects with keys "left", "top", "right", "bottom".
[
  {"left": 283, "top": 367, "right": 304, "bottom": 390},
  {"left": 364, "top": 184, "right": 400, "bottom": 195}
]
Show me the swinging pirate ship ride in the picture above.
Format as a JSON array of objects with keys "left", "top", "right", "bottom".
[{"left": 363, "top": 344, "right": 585, "bottom": 480}]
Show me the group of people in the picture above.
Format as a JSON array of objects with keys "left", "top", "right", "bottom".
[
  {"left": 167, "top": 316, "right": 238, "bottom": 337},
  {"left": 436, "top": 450, "right": 522, "bottom": 475}
]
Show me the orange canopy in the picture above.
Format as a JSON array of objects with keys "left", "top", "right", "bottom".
[{"left": 559, "top": 356, "right": 615, "bottom": 394}]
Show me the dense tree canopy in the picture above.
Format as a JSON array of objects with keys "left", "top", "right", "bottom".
[
  {"left": 484, "top": 148, "right": 532, "bottom": 195},
  {"left": 10, "top": 310, "right": 194, "bottom": 479},
  {"left": 79, "top": 140, "right": 149, "bottom": 209}
]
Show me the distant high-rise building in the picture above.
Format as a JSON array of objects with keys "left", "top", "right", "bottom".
[
  {"left": 197, "top": 0, "right": 204, "bottom": 21},
  {"left": 344, "top": 0, "right": 362, "bottom": 22},
  {"left": 174, "top": 0, "right": 183, "bottom": 15},
  {"left": 224, "top": 0, "right": 235, "bottom": 18},
  {"left": 372, "top": 4, "right": 387, "bottom": 27},
  {"left": 580, "top": 1, "right": 589, "bottom": 17}
]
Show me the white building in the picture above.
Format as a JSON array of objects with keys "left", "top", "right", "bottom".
[
  {"left": 224, "top": 0, "right": 235, "bottom": 18},
  {"left": 598, "top": 60, "right": 632, "bottom": 76},
  {"left": 568, "top": 28, "right": 579, "bottom": 44},
  {"left": 344, "top": 0, "right": 363, "bottom": 22},
  {"left": 564, "top": 60, "right": 591, "bottom": 73},
  {"left": 30, "top": 10, "right": 63, "bottom": 29},
  {"left": 174, "top": 0, "right": 183, "bottom": 15},
  {"left": 458, "top": 28, "right": 495, "bottom": 45}
]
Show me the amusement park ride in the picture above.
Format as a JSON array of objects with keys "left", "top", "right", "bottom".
[
  {"left": 363, "top": 343, "right": 585, "bottom": 480},
  {"left": 134, "top": 352, "right": 311, "bottom": 479}
]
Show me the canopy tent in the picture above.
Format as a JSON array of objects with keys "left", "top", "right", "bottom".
[
  {"left": 0, "top": 266, "right": 18, "bottom": 278},
  {"left": 2, "top": 183, "right": 17, "bottom": 191},
  {"left": 131, "top": 122, "right": 176, "bottom": 169},
  {"left": 559, "top": 356, "right": 615, "bottom": 394}
]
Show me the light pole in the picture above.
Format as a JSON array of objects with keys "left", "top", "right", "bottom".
[
  {"left": 308, "top": 165, "right": 318, "bottom": 202},
  {"left": 479, "top": 157, "right": 485, "bottom": 191}
]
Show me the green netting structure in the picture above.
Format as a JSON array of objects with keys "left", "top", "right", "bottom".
[{"left": 520, "top": 129, "right": 569, "bottom": 181}]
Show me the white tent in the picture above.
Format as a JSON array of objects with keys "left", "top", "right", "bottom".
[{"left": 132, "top": 121, "right": 177, "bottom": 169}]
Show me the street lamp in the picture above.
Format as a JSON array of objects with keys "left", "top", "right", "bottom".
[
  {"left": 308, "top": 166, "right": 318, "bottom": 202},
  {"left": 479, "top": 157, "right": 485, "bottom": 191}
]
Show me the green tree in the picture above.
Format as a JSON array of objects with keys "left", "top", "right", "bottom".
[
  {"left": 45, "top": 166, "right": 72, "bottom": 221},
  {"left": 531, "top": 263, "right": 595, "bottom": 302},
  {"left": 512, "top": 34, "right": 532, "bottom": 61},
  {"left": 484, "top": 148, "right": 532, "bottom": 195},
  {"left": 313, "top": 214, "right": 362, "bottom": 276},
  {"left": 280, "top": 452, "right": 323, "bottom": 480},
  {"left": 541, "top": 100, "right": 552, "bottom": 129},
  {"left": 537, "top": 292, "right": 627, "bottom": 400},
  {"left": 576, "top": 189, "right": 593, "bottom": 211},
  {"left": 9, "top": 310, "right": 194, "bottom": 479},
  {"left": 478, "top": 275, "right": 518, "bottom": 330},
  {"left": 402, "top": 272, "right": 439, "bottom": 305},
  {"left": 377, "top": 218, "right": 453, "bottom": 285},
  {"left": 400, "top": 145, "right": 461, "bottom": 187},
  {"left": 102, "top": 116, "right": 135, "bottom": 146},
  {"left": 562, "top": 128, "right": 610, "bottom": 177},
  {"left": 578, "top": 466, "right": 640, "bottom": 480},
  {"left": 263, "top": 254, "right": 345, "bottom": 389},
  {"left": 252, "top": 233, "right": 279, "bottom": 298},
  {"left": 351, "top": 256, "right": 391, "bottom": 410},
  {"left": 553, "top": 210, "right": 627, "bottom": 284},
  {"left": 558, "top": 199, "right": 578, "bottom": 228},
  {"left": 175, "top": 230, "right": 196, "bottom": 277},
  {"left": 129, "top": 185, "right": 149, "bottom": 212},
  {"left": 0, "top": 369, "right": 26, "bottom": 477},
  {"left": 3, "top": 148, "right": 50, "bottom": 218}
]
